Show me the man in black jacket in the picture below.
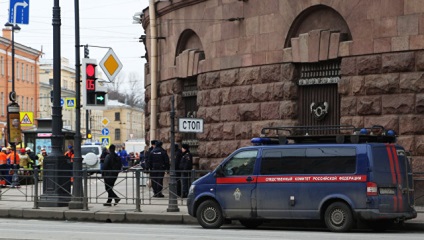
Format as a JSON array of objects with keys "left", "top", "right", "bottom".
[
  {"left": 146, "top": 141, "right": 169, "bottom": 198},
  {"left": 102, "top": 144, "right": 122, "bottom": 206},
  {"left": 179, "top": 144, "right": 193, "bottom": 198}
]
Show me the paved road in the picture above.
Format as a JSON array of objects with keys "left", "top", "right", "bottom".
[{"left": 0, "top": 218, "right": 423, "bottom": 240}]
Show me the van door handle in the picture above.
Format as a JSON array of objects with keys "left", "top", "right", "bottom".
[{"left": 246, "top": 176, "right": 254, "bottom": 182}]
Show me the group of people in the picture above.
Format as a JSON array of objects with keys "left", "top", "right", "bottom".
[
  {"left": 0, "top": 146, "right": 46, "bottom": 187},
  {"left": 141, "top": 140, "right": 193, "bottom": 198}
]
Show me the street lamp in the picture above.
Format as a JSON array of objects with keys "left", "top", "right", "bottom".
[{"left": 4, "top": 22, "right": 21, "bottom": 188}]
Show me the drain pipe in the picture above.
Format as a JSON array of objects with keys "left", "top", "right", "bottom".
[{"left": 149, "top": 0, "right": 158, "bottom": 142}]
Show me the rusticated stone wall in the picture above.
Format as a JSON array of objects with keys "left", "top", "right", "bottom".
[
  {"left": 339, "top": 50, "right": 424, "bottom": 173},
  {"left": 190, "top": 63, "right": 298, "bottom": 169}
]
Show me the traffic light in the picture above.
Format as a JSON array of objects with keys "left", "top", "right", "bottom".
[{"left": 82, "top": 58, "right": 108, "bottom": 110}]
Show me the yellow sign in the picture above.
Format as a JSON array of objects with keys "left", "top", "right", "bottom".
[
  {"left": 20, "top": 112, "right": 34, "bottom": 127},
  {"left": 101, "top": 117, "right": 110, "bottom": 126},
  {"left": 65, "top": 98, "right": 76, "bottom": 109},
  {"left": 9, "top": 112, "right": 22, "bottom": 143},
  {"left": 99, "top": 48, "right": 123, "bottom": 81}
]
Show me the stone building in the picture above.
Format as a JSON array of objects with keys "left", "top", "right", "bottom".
[{"left": 141, "top": 0, "right": 424, "bottom": 176}]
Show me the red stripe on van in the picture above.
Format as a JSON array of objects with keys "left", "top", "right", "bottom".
[
  {"left": 391, "top": 145, "right": 403, "bottom": 212},
  {"left": 386, "top": 145, "right": 397, "bottom": 184},
  {"left": 216, "top": 177, "right": 255, "bottom": 184},
  {"left": 256, "top": 175, "right": 367, "bottom": 183}
]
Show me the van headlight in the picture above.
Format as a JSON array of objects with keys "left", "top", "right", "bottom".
[{"left": 189, "top": 185, "right": 195, "bottom": 195}]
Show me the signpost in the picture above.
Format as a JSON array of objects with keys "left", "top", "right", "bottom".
[{"left": 9, "top": 0, "right": 29, "bottom": 25}]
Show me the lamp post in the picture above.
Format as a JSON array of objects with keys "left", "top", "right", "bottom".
[{"left": 4, "top": 22, "right": 21, "bottom": 188}]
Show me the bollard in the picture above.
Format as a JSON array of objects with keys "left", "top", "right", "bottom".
[
  {"left": 83, "top": 169, "right": 88, "bottom": 211},
  {"left": 33, "top": 168, "right": 39, "bottom": 209},
  {"left": 135, "top": 169, "right": 141, "bottom": 212}
]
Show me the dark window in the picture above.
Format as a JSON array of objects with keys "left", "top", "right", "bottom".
[
  {"left": 115, "top": 112, "right": 120, "bottom": 121},
  {"left": 260, "top": 147, "right": 356, "bottom": 175},
  {"left": 115, "top": 129, "right": 120, "bottom": 141},
  {"left": 223, "top": 150, "right": 258, "bottom": 176}
]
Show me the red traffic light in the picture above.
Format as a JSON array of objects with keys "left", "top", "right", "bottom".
[{"left": 86, "top": 64, "right": 96, "bottom": 78}]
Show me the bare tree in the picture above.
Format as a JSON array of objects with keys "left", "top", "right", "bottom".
[{"left": 107, "top": 72, "right": 145, "bottom": 109}]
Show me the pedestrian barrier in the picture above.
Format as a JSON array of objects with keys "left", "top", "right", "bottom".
[{"left": 0, "top": 168, "right": 209, "bottom": 210}]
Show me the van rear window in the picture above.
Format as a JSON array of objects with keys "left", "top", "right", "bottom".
[{"left": 260, "top": 147, "right": 356, "bottom": 175}]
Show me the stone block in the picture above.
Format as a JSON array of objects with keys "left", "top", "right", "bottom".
[
  {"left": 319, "top": 30, "right": 331, "bottom": 61},
  {"left": 375, "top": 17, "right": 397, "bottom": 38},
  {"left": 410, "top": 35, "right": 424, "bottom": 50},
  {"left": 205, "top": 106, "right": 221, "bottom": 123},
  {"left": 238, "top": 36, "right": 256, "bottom": 54},
  {"left": 382, "top": 94, "right": 415, "bottom": 114},
  {"left": 282, "top": 81, "right": 298, "bottom": 100},
  {"left": 299, "top": 33, "right": 309, "bottom": 62},
  {"left": 261, "top": 102, "right": 280, "bottom": 120},
  {"left": 282, "top": 48, "right": 293, "bottom": 63},
  {"left": 328, "top": 32, "right": 341, "bottom": 59},
  {"left": 338, "top": 41, "right": 352, "bottom": 57},
  {"left": 382, "top": 52, "right": 415, "bottom": 73},
  {"left": 340, "top": 57, "right": 356, "bottom": 76},
  {"left": 392, "top": 36, "right": 410, "bottom": 52},
  {"left": 357, "top": 55, "right": 381, "bottom": 75},
  {"left": 397, "top": 135, "right": 415, "bottom": 152},
  {"left": 279, "top": 101, "right": 297, "bottom": 119},
  {"left": 209, "top": 123, "right": 224, "bottom": 141},
  {"left": 235, "top": 122, "right": 252, "bottom": 140},
  {"left": 220, "top": 140, "right": 240, "bottom": 157},
  {"left": 222, "top": 123, "right": 235, "bottom": 140},
  {"left": 400, "top": 72, "right": 424, "bottom": 93},
  {"left": 308, "top": 29, "right": 321, "bottom": 63},
  {"left": 364, "top": 73, "right": 399, "bottom": 95},
  {"left": 340, "top": 116, "right": 364, "bottom": 128},
  {"left": 281, "top": 63, "right": 296, "bottom": 82},
  {"left": 210, "top": 89, "right": 222, "bottom": 106},
  {"left": 291, "top": 37, "right": 300, "bottom": 62},
  {"left": 203, "top": 72, "right": 220, "bottom": 90},
  {"left": 221, "top": 88, "right": 231, "bottom": 105},
  {"left": 252, "top": 83, "right": 272, "bottom": 102},
  {"left": 416, "top": 94, "right": 424, "bottom": 113},
  {"left": 238, "top": 66, "right": 260, "bottom": 85},
  {"left": 415, "top": 136, "right": 424, "bottom": 155},
  {"left": 416, "top": 51, "right": 424, "bottom": 71},
  {"left": 357, "top": 96, "right": 382, "bottom": 115},
  {"left": 239, "top": 103, "right": 261, "bottom": 121},
  {"left": 245, "top": 16, "right": 259, "bottom": 37},
  {"left": 260, "top": 64, "right": 281, "bottom": 83},
  {"left": 341, "top": 97, "right": 357, "bottom": 116},
  {"left": 159, "top": 96, "right": 172, "bottom": 112},
  {"left": 351, "top": 38, "right": 373, "bottom": 55},
  {"left": 338, "top": 76, "right": 351, "bottom": 96},
  {"left": 398, "top": 14, "right": 419, "bottom": 36},
  {"left": 230, "top": 86, "right": 252, "bottom": 104},
  {"left": 158, "top": 112, "right": 170, "bottom": 128},
  {"left": 221, "top": 105, "right": 239, "bottom": 122},
  {"left": 197, "top": 90, "right": 210, "bottom": 107},
  {"left": 373, "top": 37, "right": 391, "bottom": 53},
  {"left": 266, "top": 50, "right": 284, "bottom": 64}
]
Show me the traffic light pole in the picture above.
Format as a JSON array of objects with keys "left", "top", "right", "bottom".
[{"left": 69, "top": 0, "right": 83, "bottom": 209}]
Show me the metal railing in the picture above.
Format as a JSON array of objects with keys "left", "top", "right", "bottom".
[{"left": 0, "top": 168, "right": 209, "bottom": 211}]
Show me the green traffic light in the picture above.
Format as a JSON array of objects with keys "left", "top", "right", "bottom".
[{"left": 96, "top": 95, "right": 104, "bottom": 101}]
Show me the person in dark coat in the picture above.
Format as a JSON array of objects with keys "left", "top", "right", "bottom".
[
  {"left": 102, "top": 144, "right": 122, "bottom": 206},
  {"left": 145, "top": 140, "right": 157, "bottom": 164},
  {"left": 100, "top": 147, "right": 109, "bottom": 171},
  {"left": 179, "top": 144, "right": 193, "bottom": 198},
  {"left": 174, "top": 144, "right": 183, "bottom": 197},
  {"left": 146, "top": 141, "right": 169, "bottom": 198}
]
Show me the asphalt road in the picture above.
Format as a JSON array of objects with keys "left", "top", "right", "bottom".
[{"left": 0, "top": 218, "right": 423, "bottom": 240}]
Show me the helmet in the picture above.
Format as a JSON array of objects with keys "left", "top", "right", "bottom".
[
  {"left": 20, "top": 148, "right": 26, "bottom": 153},
  {"left": 25, "top": 147, "right": 31, "bottom": 152}
]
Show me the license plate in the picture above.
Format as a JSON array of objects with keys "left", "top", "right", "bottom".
[{"left": 379, "top": 188, "right": 396, "bottom": 195}]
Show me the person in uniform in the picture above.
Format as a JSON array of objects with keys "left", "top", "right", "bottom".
[
  {"left": 179, "top": 144, "right": 193, "bottom": 198},
  {"left": 0, "top": 147, "right": 8, "bottom": 187},
  {"left": 146, "top": 141, "right": 169, "bottom": 198}
]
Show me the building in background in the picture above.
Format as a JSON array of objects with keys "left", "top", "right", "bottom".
[{"left": 0, "top": 28, "right": 42, "bottom": 143}]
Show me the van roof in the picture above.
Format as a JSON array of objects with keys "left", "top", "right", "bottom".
[{"left": 253, "top": 125, "right": 397, "bottom": 145}]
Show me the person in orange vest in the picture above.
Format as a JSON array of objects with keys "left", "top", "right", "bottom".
[
  {"left": 0, "top": 147, "right": 8, "bottom": 187},
  {"left": 64, "top": 145, "right": 74, "bottom": 161},
  {"left": 7, "top": 146, "right": 20, "bottom": 167}
]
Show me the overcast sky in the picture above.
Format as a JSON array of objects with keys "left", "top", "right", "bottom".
[{"left": 0, "top": 0, "right": 148, "bottom": 82}]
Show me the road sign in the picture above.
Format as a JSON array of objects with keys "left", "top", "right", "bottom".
[
  {"left": 100, "top": 136, "right": 111, "bottom": 148},
  {"left": 60, "top": 98, "right": 64, "bottom": 107},
  {"left": 65, "top": 98, "right": 76, "bottom": 109},
  {"left": 101, "top": 117, "right": 110, "bottom": 126},
  {"left": 99, "top": 48, "right": 123, "bottom": 81},
  {"left": 9, "top": 0, "right": 29, "bottom": 24},
  {"left": 19, "top": 111, "right": 33, "bottom": 126},
  {"left": 178, "top": 118, "right": 204, "bottom": 133},
  {"left": 101, "top": 128, "right": 110, "bottom": 136}
]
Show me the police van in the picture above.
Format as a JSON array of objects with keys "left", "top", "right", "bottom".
[{"left": 187, "top": 125, "right": 417, "bottom": 232}]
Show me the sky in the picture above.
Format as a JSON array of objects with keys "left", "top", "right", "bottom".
[{"left": 0, "top": 0, "right": 149, "bottom": 85}]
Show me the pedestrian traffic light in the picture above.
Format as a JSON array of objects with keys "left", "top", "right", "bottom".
[{"left": 82, "top": 58, "right": 108, "bottom": 110}]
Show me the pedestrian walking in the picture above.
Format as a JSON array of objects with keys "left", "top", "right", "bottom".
[
  {"left": 100, "top": 147, "right": 109, "bottom": 171},
  {"left": 102, "top": 144, "right": 122, "bottom": 206},
  {"left": 146, "top": 141, "right": 169, "bottom": 198},
  {"left": 179, "top": 144, "right": 193, "bottom": 198}
]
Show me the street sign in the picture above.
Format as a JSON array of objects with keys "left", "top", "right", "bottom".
[
  {"left": 60, "top": 98, "right": 64, "bottom": 107},
  {"left": 65, "top": 98, "right": 76, "bottom": 109},
  {"left": 178, "top": 118, "right": 204, "bottom": 133},
  {"left": 9, "top": 0, "right": 29, "bottom": 24},
  {"left": 101, "top": 128, "right": 110, "bottom": 136},
  {"left": 19, "top": 111, "right": 33, "bottom": 126},
  {"left": 99, "top": 48, "right": 123, "bottom": 81},
  {"left": 100, "top": 136, "right": 111, "bottom": 148},
  {"left": 101, "top": 117, "right": 110, "bottom": 126}
]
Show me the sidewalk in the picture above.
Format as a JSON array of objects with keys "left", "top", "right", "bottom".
[{"left": 1, "top": 199, "right": 424, "bottom": 230}]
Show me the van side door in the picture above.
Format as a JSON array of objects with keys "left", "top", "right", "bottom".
[{"left": 215, "top": 150, "right": 258, "bottom": 219}]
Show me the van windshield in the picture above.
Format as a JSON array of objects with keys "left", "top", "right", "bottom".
[{"left": 223, "top": 150, "right": 258, "bottom": 176}]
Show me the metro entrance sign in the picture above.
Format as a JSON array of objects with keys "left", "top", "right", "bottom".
[{"left": 178, "top": 118, "right": 204, "bottom": 133}]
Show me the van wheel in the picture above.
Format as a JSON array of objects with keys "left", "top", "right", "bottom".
[
  {"left": 324, "top": 202, "right": 354, "bottom": 232},
  {"left": 196, "top": 200, "right": 224, "bottom": 229},
  {"left": 239, "top": 220, "right": 263, "bottom": 229}
]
